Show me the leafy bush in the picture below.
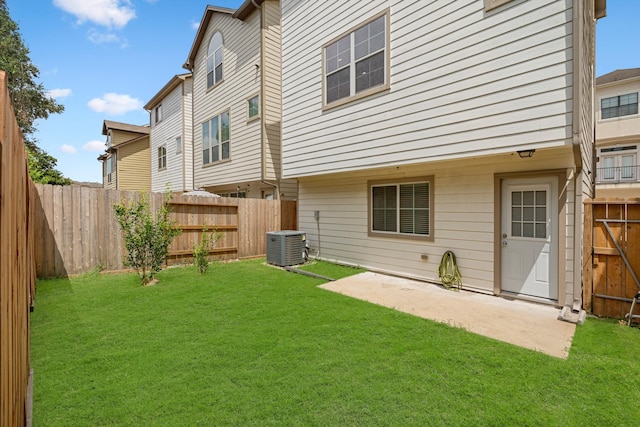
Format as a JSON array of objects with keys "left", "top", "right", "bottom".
[
  {"left": 193, "top": 225, "right": 221, "bottom": 274},
  {"left": 113, "top": 192, "right": 181, "bottom": 285}
]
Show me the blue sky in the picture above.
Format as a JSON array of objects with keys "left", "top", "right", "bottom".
[{"left": 5, "top": 0, "right": 640, "bottom": 183}]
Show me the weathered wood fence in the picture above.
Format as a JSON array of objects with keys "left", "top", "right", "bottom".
[
  {"left": 583, "top": 199, "right": 640, "bottom": 319},
  {"left": 0, "top": 71, "right": 36, "bottom": 427},
  {"left": 34, "top": 184, "right": 297, "bottom": 278}
]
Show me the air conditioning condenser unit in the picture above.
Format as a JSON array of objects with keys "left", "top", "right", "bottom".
[{"left": 266, "top": 231, "right": 306, "bottom": 266}]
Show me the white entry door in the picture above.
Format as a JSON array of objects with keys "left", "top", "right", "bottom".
[{"left": 501, "top": 177, "right": 558, "bottom": 300}]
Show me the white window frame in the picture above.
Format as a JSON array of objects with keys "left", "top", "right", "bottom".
[
  {"left": 597, "top": 145, "right": 638, "bottom": 182},
  {"left": 155, "top": 105, "right": 163, "bottom": 124},
  {"left": 202, "top": 111, "right": 230, "bottom": 165},
  {"left": 158, "top": 145, "right": 167, "bottom": 170},
  {"left": 247, "top": 94, "right": 259, "bottom": 121},
  {"left": 322, "top": 9, "right": 390, "bottom": 110},
  {"left": 368, "top": 177, "right": 434, "bottom": 241},
  {"left": 207, "top": 32, "right": 224, "bottom": 89},
  {"left": 176, "top": 136, "right": 182, "bottom": 154}
]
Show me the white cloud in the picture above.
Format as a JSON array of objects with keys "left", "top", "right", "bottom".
[
  {"left": 191, "top": 20, "right": 200, "bottom": 31},
  {"left": 87, "top": 29, "right": 120, "bottom": 44},
  {"left": 47, "top": 88, "right": 72, "bottom": 99},
  {"left": 83, "top": 140, "right": 107, "bottom": 152},
  {"left": 88, "top": 93, "right": 143, "bottom": 115},
  {"left": 53, "top": 0, "right": 136, "bottom": 29},
  {"left": 60, "top": 144, "right": 77, "bottom": 154}
]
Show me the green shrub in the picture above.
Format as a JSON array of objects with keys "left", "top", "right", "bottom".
[
  {"left": 113, "top": 191, "right": 181, "bottom": 285},
  {"left": 193, "top": 225, "right": 221, "bottom": 274}
]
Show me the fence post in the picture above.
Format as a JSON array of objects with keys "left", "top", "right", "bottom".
[{"left": 583, "top": 199, "right": 593, "bottom": 312}]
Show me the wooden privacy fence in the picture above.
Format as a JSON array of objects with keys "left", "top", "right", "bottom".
[
  {"left": 583, "top": 199, "right": 640, "bottom": 319},
  {"left": 34, "top": 184, "right": 297, "bottom": 278},
  {"left": 0, "top": 71, "right": 36, "bottom": 427}
]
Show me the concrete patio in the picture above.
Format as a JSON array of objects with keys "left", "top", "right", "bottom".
[{"left": 320, "top": 272, "right": 578, "bottom": 359}]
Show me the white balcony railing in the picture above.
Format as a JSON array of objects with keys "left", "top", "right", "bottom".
[{"left": 596, "top": 165, "right": 640, "bottom": 184}]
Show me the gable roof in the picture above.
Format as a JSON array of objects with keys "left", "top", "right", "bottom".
[
  {"left": 596, "top": 68, "right": 640, "bottom": 86},
  {"left": 233, "top": 0, "right": 265, "bottom": 20},
  {"left": 183, "top": 2, "right": 264, "bottom": 71},
  {"left": 183, "top": 5, "right": 236, "bottom": 71},
  {"left": 144, "top": 73, "right": 192, "bottom": 110},
  {"left": 102, "top": 120, "right": 150, "bottom": 136}
]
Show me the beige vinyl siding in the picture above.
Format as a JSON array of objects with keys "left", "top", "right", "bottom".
[
  {"left": 112, "top": 130, "right": 143, "bottom": 146},
  {"left": 577, "top": 0, "right": 596, "bottom": 199},
  {"left": 278, "top": 178, "right": 298, "bottom": 200},
  {"left": 572, "top": 0, "right": 596, "bottom": 306},
  {"left": 262, "top": 0, "right": 282, "bottom": 181},
  {"left": 150, "top": 78, "right": 193, "bottom": 193},
  {"left": 596, "top": 78, "right": 640, "bottom": 141},
  {"left": 103, "top": 160, "right": 117, "bottom": 190},
  {"left": 151, "top": 83, "right": 183, "bottom": 192},
  {"left": 281, "top": 0, "right": 576, "bottom": 178},
  {"left": 117, "top": 139, "right": 151, "bottom": 191},
  {"left": 193, "top": 12, "right": 262, "bottom": 189},
  {"left": 298, "top": 150, "right": 575, "bottom": 299}
]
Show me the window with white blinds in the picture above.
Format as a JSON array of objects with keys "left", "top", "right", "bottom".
[{"left": 370, "top": 178, "right": 433, "bottom": 239}]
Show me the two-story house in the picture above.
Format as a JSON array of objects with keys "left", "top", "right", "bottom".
[
  {"left": 281, "top": 0, "right": 606, "bottom": 311},
  {"left": 98, "top": 120, "right": 151, "bottom": 190},
  {"left": 182, "top": 1, "right": 297, "bottom": 200},
  {"left": 594, "top": 68, "right": 640, "bottom": 197},
  {"left": 144, "top": 73, "right": 194, "bottom": 193}
]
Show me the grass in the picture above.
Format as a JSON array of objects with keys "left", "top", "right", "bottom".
[{"left": 31, "top": 259, "right": 640, "bottom": 426}]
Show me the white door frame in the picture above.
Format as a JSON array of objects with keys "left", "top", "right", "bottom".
[{"left": 494, "top": 171, "right": 567, "bottom": 304}]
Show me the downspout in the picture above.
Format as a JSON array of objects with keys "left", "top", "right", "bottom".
[
  {"left": 254, "top": 0, "right": 280, "bottom": 199},
  {"left": 570, "top": 0, "right": 584, "bottom": 312},
  {"left": 182, "top": 57, "right": 196, "bottom": 191},
  {"left": 181, "top": 80, "right": 186, "bottom": 191},
  {"left": 570, "top": 0, "right": 599, "bottom": 313}
]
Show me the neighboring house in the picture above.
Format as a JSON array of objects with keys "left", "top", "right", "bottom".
[
  {"left": 144, "top": 73, "right": 194, "bottom": 193},
  {"left": 98, "top": 120, "right": 151, "bottom": 191},
  {"left": 594, "top": 68, "right": 640, "bottom": 198},
  {"left": 281, "top": 0, "right": 606, "bottom": 311},
  {"left": 182, "top": 1, "right": 297, "bottom": 200}
]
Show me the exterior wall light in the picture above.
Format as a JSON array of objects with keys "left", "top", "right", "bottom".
[{"left": 517, "top": 149, "right": 535, "bottom": 158}]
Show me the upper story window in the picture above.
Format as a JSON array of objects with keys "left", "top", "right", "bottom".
[
  {"left": 248, "top": 95, "right": 259, "bottom": 120},
  {"left": 323, "top": 11, "right": 389, "bottom": 108},
  {"left": 207, "top": 32, "right": 223, "bottom": 89},
  {"left": 202, "top": 111, "right": 230, "bottom": 165},
  {"left": 601, "top": 93, "right": 638, "bottom": 119},
  {"left": 106, "top": 153, "right": 116, "bottom": 183},
  {"left": 158, "top": 146, "right": 167, "bottom": 170},
  {"left": 155, "top": 105, "right": 163, "bottom": 124},
  {"left": 106, "top": 130, "right": 112, "bottom": 148},
  {"left": 176, "top": 136, "right": 182, "bottom": 154},
  {"left": 369, "top": 177, "right": 434, "bottom": 240}
]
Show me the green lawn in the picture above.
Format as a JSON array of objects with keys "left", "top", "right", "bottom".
[{"left": 31, "top": 259, "right": 640, "bottom": 426}]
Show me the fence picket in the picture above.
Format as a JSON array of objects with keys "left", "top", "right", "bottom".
[
  {"left": 32, "top": 186, "right": 297, "bottom": 277},
  {"left": 585, "top": 198, "right": 640, "bottom": 318}
]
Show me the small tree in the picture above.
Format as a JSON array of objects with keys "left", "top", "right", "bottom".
[
  {"left": 193, "top": 224, "right": 221, "bottom": 274},
  {"left": 114, "top": 192, "right": 181, "bottom": 285}
]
